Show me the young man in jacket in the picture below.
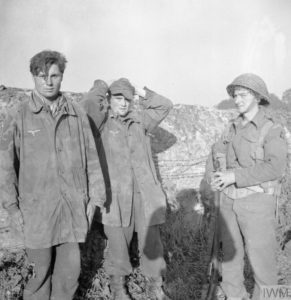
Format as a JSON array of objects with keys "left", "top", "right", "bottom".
[
  {"left": 206, "top": 73, "right": 287, "bottom": 300},
  {"left": 82, "top": 78, "right": 173, "bottom": 300},
  {"left": 0, "top": 50, "right": 105, "bottom": 300}
]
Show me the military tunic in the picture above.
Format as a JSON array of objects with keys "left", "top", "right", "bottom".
[{"left": 205, "top": 108, "right": 287, "bottom": 300}]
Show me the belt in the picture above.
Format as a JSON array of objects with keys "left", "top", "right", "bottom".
[{"left": 223, "top": 184, "right": 275, "bottom": 199}]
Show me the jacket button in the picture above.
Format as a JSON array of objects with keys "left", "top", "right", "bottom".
[{"left": 58, "top": 169, "right": 64, "bottom": 175}]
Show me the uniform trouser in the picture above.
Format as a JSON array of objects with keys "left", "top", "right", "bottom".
[
  {"left": 103, "top": 190, "right": 166, "bottom": 277},
  {"left": 220, "top": 193, "right": 278, "bottom": 300},
  {"left": 23, "top": 242, "right": 80, "bottom": 300}
]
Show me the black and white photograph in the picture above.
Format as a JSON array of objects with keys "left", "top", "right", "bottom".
[{"left": 0, "top": 1, "right": 291, "bottom": 299}]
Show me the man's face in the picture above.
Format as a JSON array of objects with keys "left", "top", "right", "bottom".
[
  {"left": 110, "top": 94, "right": 130, "bottom": 116},
  {"left": 233, "top": 87, "right": 259, "bottom": 115},
  {"left": 33, "top": 64, "right": 63, "bottom": 101}
]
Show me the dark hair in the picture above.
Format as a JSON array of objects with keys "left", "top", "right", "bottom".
[{"left": 30, "top": 50, "right": 67, "bottom": 76}]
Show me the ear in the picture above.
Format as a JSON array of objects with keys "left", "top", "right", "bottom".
[{"left": 32, "top": 74, "right": 37, "bottom": 85}]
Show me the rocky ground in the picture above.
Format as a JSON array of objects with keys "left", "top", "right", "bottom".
[{"left": 1, "top": 87, "right": 291, "bottom": 299}]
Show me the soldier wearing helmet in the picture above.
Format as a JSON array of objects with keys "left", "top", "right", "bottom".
[
  {"left": 226, "top": 73, "right": 271, "bottom": 106},
  {"left": 206, "top": 73, "right": 287, "bottom": 300}
]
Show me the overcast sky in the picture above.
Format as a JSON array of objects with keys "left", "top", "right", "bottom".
[{"left": 0, "top": 0, "right": 290, "bottom": 106}]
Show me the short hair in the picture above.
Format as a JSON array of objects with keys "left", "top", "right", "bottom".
[{"left": 30, "top": 50, "right": 67, "bottom": 76}]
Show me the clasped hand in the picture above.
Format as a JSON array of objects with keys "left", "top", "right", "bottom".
[{"left": 211, "top": 171, "right": 235, "bottom": 191}]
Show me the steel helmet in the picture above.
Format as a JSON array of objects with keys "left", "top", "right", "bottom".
[{"left": 226, "top": 73, "right": 270, "bottom": 105}]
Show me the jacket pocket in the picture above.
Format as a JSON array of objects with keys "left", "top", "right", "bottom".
[
  {"left": 232, "top": 130, "right": 260, "bottom": 163},
  {"left": 241, "top": 129, "right": 259, "bottom": 143},
  {"left": 241, "top": 131, "right": 263, "bottom": 161}
]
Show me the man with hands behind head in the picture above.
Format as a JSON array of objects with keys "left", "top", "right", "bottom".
[{"left": 82, "top": 78, "right": 173, "bottom": 300}]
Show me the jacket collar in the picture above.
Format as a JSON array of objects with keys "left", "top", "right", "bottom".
[
  {"left": 28, "top": 91, "right": 45, "bottom": 113},
  {"left": 29, "top": 91, "right": 77, "bottom": 116},
  {"left": 59, "top": 96, "right": 77, "bottom": 116},
  {"left": 248, "top": 108, "right": 266, "bottom": 128},
  {"left": 108, "top": 109, "right": 141, "bottom": 124},
  {"left": 233, "top": 108, "right": 267, "bottom": 130}
]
